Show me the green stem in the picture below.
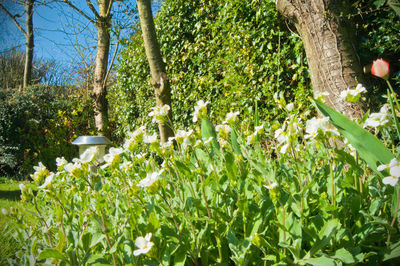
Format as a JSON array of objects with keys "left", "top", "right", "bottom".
[
  {"left": 387, "top": 185, "right": 400, "bottom": 246},
  {"left": 390, "top": 185, "right": 400, "bottom": 228}
]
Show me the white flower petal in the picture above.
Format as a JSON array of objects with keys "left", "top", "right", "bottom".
[
  {"left": 383, "top": 176, "right": 399, "bottom": 186},
  {"left": 377, "top": 164, "right": 388, "bottom": 171}
]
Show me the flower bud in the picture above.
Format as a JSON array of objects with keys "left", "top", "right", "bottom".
[{"left": 371, "top": 59, "right": 389, "bottom": 80}]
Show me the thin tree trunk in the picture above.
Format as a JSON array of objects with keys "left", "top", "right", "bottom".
[
  {"left": 276, "top": 0, "right": 367, "bottom": 119},
  {"left": 24, "top": 0, "right": 34, "bottom": 88},
  {"left": 93, "top": 0, "right": 111, "bottom": 137},
  {"left": 137, "top": 0, "right": 174, "bottom": 143}
]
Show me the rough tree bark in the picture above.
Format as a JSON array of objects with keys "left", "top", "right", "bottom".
[
  {"left": 276, "top": 0, "right": 367, "bottom": 119},
  {"left": 0, "top": 0, "right": 35, "bottom": 88},
  {"left": 137, "top": 0, "right": 174, "bottom": 143}
]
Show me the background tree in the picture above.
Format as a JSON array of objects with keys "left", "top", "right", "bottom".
[
  {"left": 275, "top": 0, "right": 369, "bottom": 119},
  {"left": 0, "top": 0, "right": 35, "bottom": 88},
  {"left": 60, "top": 0, "right": 115, "bottom": 137},
  {"left": 137, "top": 0, "right": 174, "bottom": 143},
  {"left": 0, "top": 47, "right": 68, "bottom": 88}
]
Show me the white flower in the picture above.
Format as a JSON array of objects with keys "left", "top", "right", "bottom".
[
  {"left": 315, "top": 91, "right": 330, "bottom": 102},
  {"left": 143, "top": 133, "right": 158, "bottom": 144},
  {"left": 377, "top": 158, "right": 400, "bottom": 186},
  {"left": 138, "top": 170, "right": 163, "bottom": 188},
  {"left": 64, "top": 161, "right": 82, "bottom": 173},
  {"left": 38, "top": 173, "right": 55, "bottom": 189},
  {"left": 274, "top": 128, "right": 287, "bottom": 145},
  {"left": 353, "top": 84, "right": 366, "bottom": 95},
  {"left": 246, "top": 133, "right": 257, "bottom": 145},
  {"left": 56, "top": 157, "right": 67, "bottom": 167},
  {"left": 305, "top": 117, "right": 338, "bottom": 140},
  {"left": 1, "top": 208, "right": 8, "bottom": 215},
  {"left": 305, "top": 117, "right": 329, "bottom": 139},
  {"left": 264, "top": 182, "right": 278, "bottom": 190},
  {"left": 80, "top": 147, "right": 98, "bottom": 163},
  {"left": 133, "top": 233, "right": 154, "bottom": 256},
  {"left": 193, "top": 100, "right": 209, "bottom": 122},
  {"left": 104, "top": 147, "right": 124, "bottom": 163},
  {"left": 339, "top": 84, "right": 366, "bottom": 102},
  {"left": 19, "top": 183, "right": 25, "bottom": 191},
  {"left": 363, "top": 104, "right": 390, "bottom": 129},
  {"left": 254, "top": 124, "right": 264, "bottom": 135},
  {"left": 33, "top": 162, "right": 46, "bottom": 173},
  {"left": 120, "top": 161, "right": 132, "bottom": 171},
  {"left": 136, "top": 153, "right": 147, "bottom": 160},
  {"left": 216, "top": 124, "right": 231, "bottom": 135},
  {"left": 286, "top": 103, "right": 294, "bottom": 112},
  {"left": 175, "top": 129, "right": 194, "bottom": 148},
  {"left": 149, "top": 104, "right": 170, "bottom": 123},
  {"left": 224, "top": 111, "right": 240, "bottom": 124}
]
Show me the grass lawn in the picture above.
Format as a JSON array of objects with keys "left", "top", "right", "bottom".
[{"left": 0, "top": 180, "right": 37, "bottom": 264}]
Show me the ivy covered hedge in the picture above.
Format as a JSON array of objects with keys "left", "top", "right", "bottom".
[
  {"left": 111, "top": 0, "right": 400, "bottom": 137},
  {"left": 111, "top": 0, "right": 311, "bottom": 134}
]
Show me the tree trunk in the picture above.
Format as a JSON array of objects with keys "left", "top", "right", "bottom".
[
  {"left": 137, "top": 0, "right": 174, "bottom": 143},
  {"left": 24, "top": 0, "right": 34, "bottom": 88},
  {"left": 93, "top": 0, "right": 111, "bottom": 137},
  {"left": 276, "top": 0, "right": 367, "bottom": 119}
]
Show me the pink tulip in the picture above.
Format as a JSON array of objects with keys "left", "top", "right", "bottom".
[{"left": 371, "top": 59, "right": 390, "bottom": 80}]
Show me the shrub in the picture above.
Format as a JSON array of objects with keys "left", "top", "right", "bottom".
[{"left": 0, "top": 85, "right": 95, "bottom": 177}]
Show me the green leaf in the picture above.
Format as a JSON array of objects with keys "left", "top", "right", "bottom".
[
  {"left": 230, "top": 129, "right": 242, "bottom": 155},
  {"left": 38, "top": 248, "right": 66, "bottom": 261},
  {"left": 225, "top": 151, "right": 238, "bottom": 181},
  {"left": 388, "top": 2, "right": 400, "bottom": 16},
  {"left": 201, "top": 118, "right": 220, "bottom": 152},
  {"left": 305, "top": 219, "right": 340, "bottom": 259},
  {"left": 384, "top": 240, "right": 400, "bottom": 261},
  {"left": 333, "top": 248, "right": 355, "bottom": 264},
  {"left": 302, "top": 256, "right": 336, "bottom": 266},
  {"left": 313, "top": 100, "right": 394, "bottom": 174},
  {"left": 172, "top": 246, "right": 187, "bottom": 266}
]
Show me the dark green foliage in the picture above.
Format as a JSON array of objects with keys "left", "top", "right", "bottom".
[
  {"left": 353, "top": 0, "right": 400, "bottom": 101},
  {"left": 0, "top": 85, "right": 94, "bottom": 177},
  {"left": 111, "top": 0, "right": 311, "bottom": 135}
]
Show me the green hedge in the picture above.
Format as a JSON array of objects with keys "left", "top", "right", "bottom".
[
  {"left": 0, "top": 85, "right": 94, "bottom": 177},
  {"left": 111, "top": 0, "right": 311, "bottom": 135}
]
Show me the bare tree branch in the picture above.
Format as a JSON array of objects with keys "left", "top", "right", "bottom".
[
  {"left": 85, "top": 0, "right": 100, "bottom": 19},
  {"left": 62, "top": 0, "right": 95, "bottom": 24},
  {"left": 0, "top": 3, "right": 27, "bottom": 37}
]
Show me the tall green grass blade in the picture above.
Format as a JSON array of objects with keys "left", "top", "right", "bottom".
[
  {"left": 313, "top": 100, "right": 394, "bottom": 174},
  {"left": 387, "top": 89, "right": 400, "bottom": 140}
]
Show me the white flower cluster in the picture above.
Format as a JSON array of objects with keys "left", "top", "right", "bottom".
[
  {"left": 339, "top": 84, "right": 366, "bottom": 103},
  {"left": 246, "top": 125, "right": 264, "bottom": 145},
  {"left": 148, "top": 104, "right": 170, "bottom": 124},
  {"left": 378, "top": 158, "right": 400, "bottom": 186},
  {"left": 124, "top": 126, "right": 146, "bottom": 151},
  {"left": 193, "top": 100, "right": 208, "bottom": 122},
  {"left": 305, "top": 117, "right": 339, "bottom": 141},
  {"left": 138, "top": 169, "right": 164, "bottom": 188},
  {"left": 175, "top": 129, "right": 194, "bottom": 148},
  {"left": 363, "top": 104, "right": 390, "bottom": 129},
  {"left": 274, "top": 115, "right": 302, "bottom": 154}
]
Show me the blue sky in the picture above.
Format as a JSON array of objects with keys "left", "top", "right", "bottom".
[{"left": 0, "top": 0, "right": 160, "bottom": 69}]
